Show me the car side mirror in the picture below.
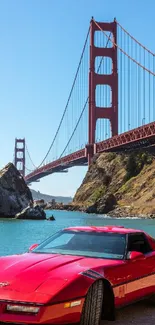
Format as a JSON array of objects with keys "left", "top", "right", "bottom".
[
  {"left": 127, "top": 251, "right": 144, "bottom": 260},
  {"left": 29, "top": 243, "right": 38, "bottom": 251}
]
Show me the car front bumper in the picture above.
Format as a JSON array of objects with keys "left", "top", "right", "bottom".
[{"left": 0, "top": 299, "right": 85, "bottom": 324}]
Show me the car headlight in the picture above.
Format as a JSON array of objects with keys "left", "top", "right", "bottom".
[{"left": 6, "top": 304, "right": 40, "bottom": 314}]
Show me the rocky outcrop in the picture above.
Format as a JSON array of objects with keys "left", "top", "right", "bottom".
[
  {"left": 34, "top": 199, "right": 46, "bottom": 209},
  {"left": 47, "top": 215, "right": 55, "bottom": 221},
  {"left": 15, "top": 205, "right": 46, "bottom": 220},
  {"left": 73, "top": 151, "right": 155, "bottom": 217},
  {"left": 44, "top": 199, "right": 57, "bottom": 210},
  {"left": 85, "top": 194, "right": 117, "bottom": 214},
  {"left": 0, "top": 163, "right": 33, "bottom": 217}
]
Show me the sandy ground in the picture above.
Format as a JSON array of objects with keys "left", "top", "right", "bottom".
[{"left": 103, "top": 300, "right": 155, "bottom": 324}]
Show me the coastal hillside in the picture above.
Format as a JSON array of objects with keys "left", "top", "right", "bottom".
[
  {"left": 31, "top": 189, "right": 72, "bottom": 204},
  {"left": 73, "top": 151, "right": 155, "bottom": 216}
]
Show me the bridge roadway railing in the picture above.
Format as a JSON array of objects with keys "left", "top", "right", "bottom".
[
  {"left": 95, "top": 121, "right": 155, "bottom": 153},
  {"left": 25, "top": 121, "right": 155, "bottom": 183}
]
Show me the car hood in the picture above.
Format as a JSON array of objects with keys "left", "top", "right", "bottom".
[{"left": 0, "top": 253, "right": 121, "bottom": 295}]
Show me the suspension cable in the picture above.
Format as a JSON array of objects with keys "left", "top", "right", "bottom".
[
  {"left": 59, "top": 34, "right": 111, "bottom": 158},
  {"left": 116, "top": 20, "right": 155, "bottom": 56},
  {"left": 25, "top": 143, "right": 37, "bottom": 169},
  {"left": 60, "top": 98, "right": 88, "bottom": 158},
  {"left": 24, "top": 165, "right": 36, "bottom": 172},
  {"left": 33, "top": 27, "right": 90, "bottom": 169},
  {"left": 93, "top": 19, "right": 155, "bottom": 76}
]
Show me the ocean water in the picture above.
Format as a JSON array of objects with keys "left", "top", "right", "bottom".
[{"left": 0, "top": 210, "right": 155, "bottom": 256}]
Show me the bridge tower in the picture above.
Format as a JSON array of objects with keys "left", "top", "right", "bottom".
[
  {"left": 87, "top": 18, "right": 118, "bottom": 164},
  {"left": 14, "top": 138, "right": 25, "bottom": 177}
]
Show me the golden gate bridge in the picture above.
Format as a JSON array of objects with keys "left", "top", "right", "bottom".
[{"left": 13, "top": 18, "right": 155, "bottom": 184}]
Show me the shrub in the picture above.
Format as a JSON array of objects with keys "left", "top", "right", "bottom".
[
  {"left": 90, "top": 185, "right": 106, "bottom": 203},
  {"left": 107, "top": 152, "right": 116, "bottom": 162},
  {"left": 124, "top": 151, "right": 153, "bottom": 181}
]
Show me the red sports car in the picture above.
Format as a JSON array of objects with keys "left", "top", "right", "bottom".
[{"left": 0, "top": 225, "right": 155, "bottom": 325}]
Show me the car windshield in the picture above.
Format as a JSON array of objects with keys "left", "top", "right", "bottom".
[{"left": 32, "top": 230, "right": 126, "bottom": 260}]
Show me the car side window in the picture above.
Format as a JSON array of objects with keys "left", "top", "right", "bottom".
[{"left": 127, "top": 233, "right": 152, "bottom": 254}]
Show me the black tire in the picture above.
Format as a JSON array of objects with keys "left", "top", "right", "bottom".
[
  {"left": 148, "top": 294, "right": 155, "bottom": 305},
  {"left": 80, "top": 280, "right": 103, "bottom": 325}
]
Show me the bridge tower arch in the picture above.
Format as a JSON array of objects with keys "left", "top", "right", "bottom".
[
  {"left": 14, "top": 138, "right": 25, "bottom": 177},
  {"left": 87, "top": 18, "right": 118, "bottom": 164}
]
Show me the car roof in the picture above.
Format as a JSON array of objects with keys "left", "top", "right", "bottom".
[{"left": 65, "top": 226, "right": 143, "bottom": 234}]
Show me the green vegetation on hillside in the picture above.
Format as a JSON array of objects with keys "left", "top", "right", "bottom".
[{"left": 123, "top": 152, "right": 153, "bottom": 181}]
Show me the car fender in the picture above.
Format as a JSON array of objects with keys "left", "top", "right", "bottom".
[{"left": 46, "top": 269, "right": 114, "bottom": 305}]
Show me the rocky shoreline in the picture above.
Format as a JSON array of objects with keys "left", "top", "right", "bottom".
[
  {"left": 43, "top": 200, "right": 155, "bottom": 219},
  {"left": 1, "top": 150, "right": 155, "bottom": 221}
]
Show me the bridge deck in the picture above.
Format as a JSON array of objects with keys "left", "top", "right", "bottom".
[{"left": 25, "top": 121, "right": 155, "bottom": 184}]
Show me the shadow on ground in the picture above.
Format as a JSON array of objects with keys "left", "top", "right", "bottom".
[{"left": 103, "top": 300, "right": 155, "bottom": 324}]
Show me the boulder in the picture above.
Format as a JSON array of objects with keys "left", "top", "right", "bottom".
[
  {"left": 97, "top": 194, "right": 117, "bottom": 214},
  {"left": 85, "top": 194, "right": 117, "bottom": 214},
  {"left": 15, "top": 205, "right": 46, "bottom": 220},
  {"left": 85, "top": 203, "right": 97, "bottom": 214},
  {"left": 0, "top": 163, "right": 33, "bottom": 217},
  {"left": 48, "top": 215, "right": 55, "bottom": 221}
]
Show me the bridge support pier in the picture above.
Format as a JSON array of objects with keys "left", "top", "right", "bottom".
[
  {"left": 85, "top": 144, "right": 94, "bottom": 165},
  {"left": 14, "top": 138, "right": 25, "bottom": 177},
  {"left": 87, "top": 18, "right": 118, "bottom": 164}
]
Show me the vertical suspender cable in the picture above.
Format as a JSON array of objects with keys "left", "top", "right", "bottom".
[
  {"left": 128, "top": 34, "right": 130, "bottom": 130},
  {"left": 124, "top": 31, "right": 126, "bottom": 131},
  {"left": 153, "top": 55, "right": 155, "bottom": 121},
  {"left": 143, "top": 48, "right": 146, "bottom": 125},
  {"left": 149, "top": 53, "right": 151, "bottom": 122},
  {"left": 120, "top": 26, "right": 123, "bottom": 133}
]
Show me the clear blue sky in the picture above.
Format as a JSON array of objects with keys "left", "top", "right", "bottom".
[{"left": 0, "top": 0, "right": 155, "bottom": 197}]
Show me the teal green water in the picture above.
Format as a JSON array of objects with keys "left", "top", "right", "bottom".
[{"left": 1, "top": 210, "right": 155, "bottom": 256}]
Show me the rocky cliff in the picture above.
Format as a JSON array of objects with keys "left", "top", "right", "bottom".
[
  {"left": 0, "top": 163, "right": 33, "bottom": 217},
  {"left": 73, "top": 151, "right": 155, "bottom": 217}
]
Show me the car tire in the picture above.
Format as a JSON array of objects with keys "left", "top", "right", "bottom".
[
  {"left": 80, "top": 280, "right": 103, "bottom": 325},
  {"left": 148, "top": 294, "right": 155, "bottom": 305}
]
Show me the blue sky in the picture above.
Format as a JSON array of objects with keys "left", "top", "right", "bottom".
[{"left": 0, "top": 0, "right": 155, "bottom": 197}]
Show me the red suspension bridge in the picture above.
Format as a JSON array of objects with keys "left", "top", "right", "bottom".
[{"left": 14, "top": 18, "right": 155, "bottom": 184}]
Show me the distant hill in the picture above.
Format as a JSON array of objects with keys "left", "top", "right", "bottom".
[{"left": 31, "top": 189, "right": 72, "bottom": 204}]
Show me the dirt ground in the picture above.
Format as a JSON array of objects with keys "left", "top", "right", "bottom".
[{"left": 103, "top": 300, "right": 155, "bottom": 324}]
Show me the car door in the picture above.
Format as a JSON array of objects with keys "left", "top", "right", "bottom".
[{"left": 124, "top": 232, "right": 155, "bottom": 304}]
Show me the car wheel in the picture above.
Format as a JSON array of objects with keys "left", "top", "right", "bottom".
[{"left": 80, "top": 280, "right": 103, "bottom": 325}]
